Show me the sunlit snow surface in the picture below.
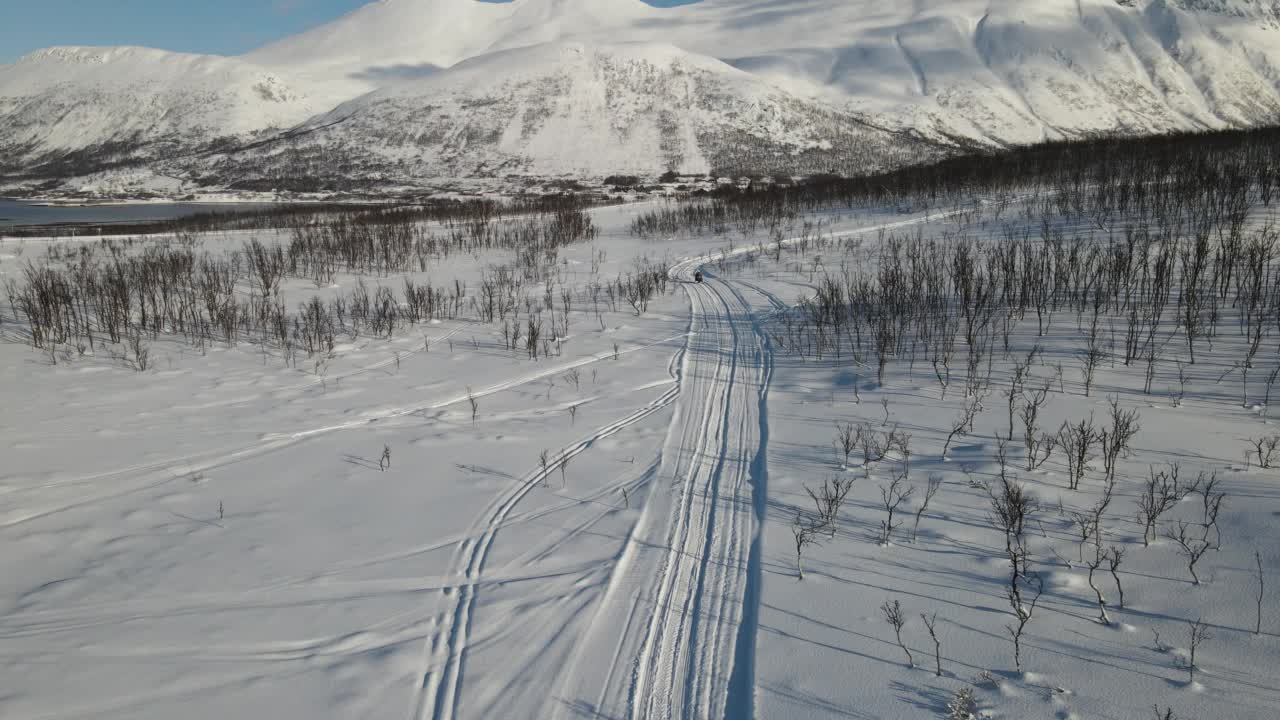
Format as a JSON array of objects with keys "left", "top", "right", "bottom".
[{"left": 2, "top": 197, "right": 1279, "bottom": 719}]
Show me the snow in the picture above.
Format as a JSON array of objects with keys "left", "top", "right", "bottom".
[
  {"left": 8, "top": 0, "right": 1280, "bottom": 190},
  {"left": 247, "top": 0, "right": 659, "bottom": 106},
  {"left": 221, "top": 41, "right": 935, "bottom": 181},
  {"left": 3, "top": 0, "right": 1280, "bottom": 716},
  {"left": 243, "top": 0, "right": 1280, "bottom": 143},
  {"left": 3, "top": 196, "right": 1280, "bottom": 719},
  {"left": 0, "top": 47, "right": 314, "bottom": 162}
]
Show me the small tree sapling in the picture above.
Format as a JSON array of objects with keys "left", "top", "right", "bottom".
[
  {"left": 880, "top": 598, "right": 914, "bottom": 667},
  {"left": 1165, "top": 520, "right": 1211, "bottom": 585},
  {"left": 921, "top": 611, "right": 943, "bottom": 677},
  {"left": 911, "top": 474, "right": 943, "bottom": 543}
]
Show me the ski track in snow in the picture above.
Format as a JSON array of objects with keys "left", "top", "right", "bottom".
[
  {"left": 621, "top": 273, "right": 770, "bottom": 720},
  {"left": 0, "top": 329, "right": 688, "bottom": 531},
  {"left": 2, "top": 207, "right": 947, "bottom": 720},
  {"left": 410, "top": 252, "right": 779, "bottom": 720},
  {"left": 538, "top": 210, "right": 951, "bottom": 720},
  {"left": 412, "top": 353, "right": 685, "bottom": 720}
]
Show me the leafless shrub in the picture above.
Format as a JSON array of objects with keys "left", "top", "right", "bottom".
[
  {"left": 988, "top": 474, "right": 1038, "bottom": 581},
  {"left": 943, "top": 394, "right": 983, "bottom": 458},
  {"left": 994, "top": 438, "right": 1011, "bottom": 487},
  {"left": 1179, "top": 618, "right": 1212, "bottom": 684},
  {"left": 245, "top": 238, "right": 286, "bottom": 297},
  {"left": 1068, "top": 511, "right": 1096, "bottom": 564},
  {"left": 1264, "top": 365, "right": 1280, "bottom": 420},
  {"left": 1057, "top": 415, "right": 1098, "bottom": 491},
  {"left": 1107, "top": 545, "right": 1126, "bottom": 609},
  {"left": 1169, "top": 360, "right": 1188, "bottom": 408},
  {"left": 888, "top": 429, "right": 913, "bottom": 475},
  {"left": 1020, "top": 383, "right": 1055, "bottom": 470},
  {"left": 526, "top": 316, "right": 543, "bottom": 360},
  {"left": 128, "top": 328, "right": 150, "bottom": 372},
  {"left": 877, "top": 470, "right": 915, "bottom": 545},
  {"left": 1198, "top": 472, "right": 1225, "bottom": 551},
  {"left": 1248, "top": 434, "right": 1280, "bottom": 468},
  {"left": 921, "top": 612, "right": 944, "bottom": 677},
  {"left": 1165, "top": 520, "right": 1211, "bottom": 585},
  {"left": 1100, "top": 396, "right": 1141, "bottom": 485},
  {"left": 947, "top": 687, "right": 978, "bottom": 720},
  {"left": 1080, "top": 312, "right": 1105, "bottom": 397},
  {"left": 805, "top": 475, "right": 855, "bottom": 538},
  {"left": 618, "top": 259, "right": 669, "bottom": 315},
  {"left": 855, "top": 420, "right": 916, "bottom": 466},
  {"left": 860, "top": 421, "right": 887, "bottom": 464},
  {"left": 1005, "top": 572, "right": 1044, "bottom": 673},
  {"left": 880, "top": 598, "right": 913, "bottom": 667},
  {"left": 912, "top": 474, "right": 943, "bottom": 543},
  {"left": 834, "top": 421, "right": 859, "bottom": 469},
  {"left": 792, "top": 513, "right": 822, "bottom": 580},
  {"left": 1137, "top": 463, "right": 1180, "bottom": 546},
  {"left": 1152, "top": 628, "right": 1170, "bottom": 653},
  {"left": 1085, "top": 544, "right": 1111, "bottom": 625}
]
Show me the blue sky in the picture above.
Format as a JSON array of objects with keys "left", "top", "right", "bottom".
[{"left": 0, "top": 0, "right": 701, "bottom": 64}]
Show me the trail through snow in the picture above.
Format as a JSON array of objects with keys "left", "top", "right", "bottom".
[
  {"left": 413, "top": 377, "right": 683, "bottom": 720},
  {"left": 624, "top": 273, "right": 771, "bottom": 720},
  {"left": 539, "top": 269, "right": 772, "bottom": 720},
  {"left": 535, "top": 210, "right": 952, "bottom": 719},
  {"left": 0, "top": 203, "right": 974, "bottom": 720}
]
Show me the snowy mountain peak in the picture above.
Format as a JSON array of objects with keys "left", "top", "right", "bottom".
[
  {"left": 246, "top": 0, "right": 660, "bottom": 103},
  {"left": 197, "top": 39, "right": 941, "bottom": 188},
  {"left": 7, "top": 0, "right": 1280, "bottom": 194},
  {"left": 0, "top": 44, "right": 316, "bottom": 180}
]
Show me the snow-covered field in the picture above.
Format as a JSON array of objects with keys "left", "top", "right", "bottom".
[{"left": 1, "top": 194, "right": 1278, "bottom": 720}]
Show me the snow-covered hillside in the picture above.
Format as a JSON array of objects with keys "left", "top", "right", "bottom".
[
  {"left": 0, "top": 47, "right": 314, "bottom": 179},
  {"left": 197, "top": 42, "right": 941, "bottom": 186},
  {"left": 247, "top": 0, "right": 1280, "bottom": 144},
  {"left": 5, "top": 0, "right": 1280, "bottom": 192},
  {"left": 246, "top": 0, "right": 659, "bottom": 106}
]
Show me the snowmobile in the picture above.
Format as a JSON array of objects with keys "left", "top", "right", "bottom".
[{"left": 693, "top": 270, "right": 704, "bottom": 283}]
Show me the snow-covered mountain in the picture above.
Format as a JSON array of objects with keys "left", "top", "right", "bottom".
[
  {"left": 246, "top": 0, "right": 659, "bottom": 106},
  {"left": 245, "top": 0, "right": 1280, "bottom": 142},
  {"left": 5, "top": 0, "right": 1280, "bottom": 194},
  {"left": 0, "top": 47, "right": 314, "bottom": 180},
  {"left": 195, "top": 42, "right": 942, "bottom": 188}
]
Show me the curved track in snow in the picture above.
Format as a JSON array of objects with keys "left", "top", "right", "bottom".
[
  {"left": 625, "top": 272, "right": 771, "bottom": 720},
  {"left": 417, "top": 211, "right": 956, "bottom": 720},
  {"left": 545, "top": 267, "right": 772, "bottom": 720},
  {"left": 411, "top": 378, "right": 683, "bottom": 720}
]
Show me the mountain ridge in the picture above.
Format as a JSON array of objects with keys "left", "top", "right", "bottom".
[
  {"left": 188, "top": 41, "right": 946, "bottom": 191},
  {"left": 4, "top": 0, "right": 1280, "bottom": 195}
]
